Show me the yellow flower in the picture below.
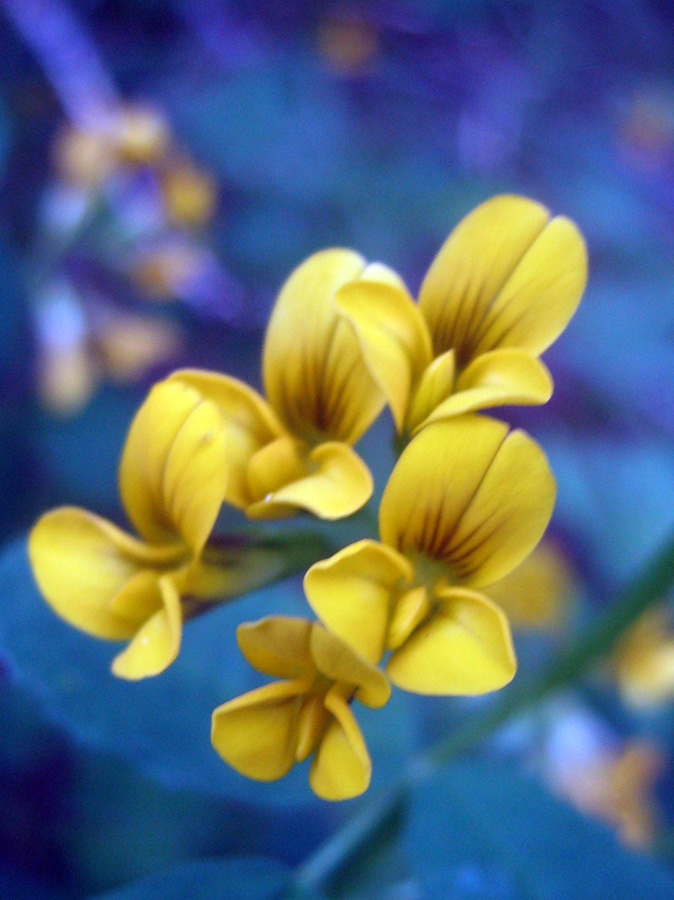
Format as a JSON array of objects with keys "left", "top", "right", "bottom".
[
  {"left": 172, "top": 249, "right": 391, "bottom": 520},
  {"left": 613, "top": 607, "right": 674, "bottom": 708},
  {"left": 211, "top": 616, "right": 390, "bottom": 801},
  {"left": 304, "top": 415, "right": 556, "bottom": 695},
  {"left": 29, "top": 379, "right": 274, "bottom": 680},
  {"left": 334, "top": 195, "right": 587, "bottom": 436}
]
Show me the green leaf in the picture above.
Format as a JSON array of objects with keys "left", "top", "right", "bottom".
[
  {"left": 88, "top": 857, "right": 289, "bottom": 900},
  {"left": 405, "top": 760, "right": 674, "bottom": 900}
]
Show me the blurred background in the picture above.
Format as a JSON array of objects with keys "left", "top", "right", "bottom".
[{"left": 2, "top": 2, "right": 674, "bottom": 898}]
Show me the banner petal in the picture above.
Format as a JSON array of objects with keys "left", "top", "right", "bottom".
[{"left": 263, "top": 249, "right": 384, "bottom": 444}]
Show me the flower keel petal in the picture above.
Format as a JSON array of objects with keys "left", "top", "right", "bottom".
[
  {"left": 211, "top": 681, "right": 305, "bottom": 782},
  {"left": 309, "top": 688, "right": 372, "bottom": 801},
  {"left": 387, "top": 587, "right": 516, "bottom": 695},
  {"left": 304, "top": 540, "right": 412, "bottom": 664},
  {"left": 247, "top": 441, "right": 373, "bottom": 520},
  {"left": 111, "top": 576, "right": 183, "bottom": 680}
]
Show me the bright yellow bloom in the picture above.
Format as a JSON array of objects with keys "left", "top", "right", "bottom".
[
  {"left": 304, "top": 416, "right": 556, "bottom": 695},
  {"left": 29, "top": 379, "right": 278, "bottom": 680},
  {"left": 172, "top": 249, "right": 391, "bottom": 520},
  {"left": 211, "top": 616, "right": 390, "bottom": 801},
  {"left": 334, "top": 195, "right": 587, "bottom": 436},
  {"left": 613, "top": 607, "right": 674, "bottom": 708}
]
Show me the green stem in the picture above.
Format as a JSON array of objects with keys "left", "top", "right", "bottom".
[{"left": 287, "top": 530, "right": 674, "bottom": 897}]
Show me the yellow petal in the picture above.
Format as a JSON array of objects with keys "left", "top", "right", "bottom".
[
  {"left": 361, "top": 261, "right": 410, "bottom": 291},
  {"left": 112, "top": 575, "right": 183, "bottom": 679},
  {"left": 237, "top": 617, "right": 315, "bottom": 681},
  {"left": 387, "top": 587, "right": 516, "bottom": 695},
  {"left": 211, "top": 680, "right": 305, "bottom": 781},
  {"left": 161, "top": 390, "right": 229, "bottom": 555},
  {"left": 262, "top": 249, "right": 384, "bottom": 444},
  {"left": 309, "top": 687, "right": 371, "bottom": 800},
  {"left": 168, "top": 369, "right": 284, "bottom": 510},
  {"left": 304, "top": 540, "right": 412, "bottom": 664},
  {"left": 468, "top": 216, "right": 587, "bottom": 358},
  {"left": 379, "top": 416, "right": 555, "bottom": 587},
  {"left": 295, "top": 694, "right": 332, "bottom": 763},
  {"left": 412, "top": 349, "right": 553, "bottom": 432},
  {"left": 335, "top": 277, "right": 432, "bottom": 433},
  {"left": 387, "top": 585, "right": 431, "bottom": 651},
  {"left": 310, "top": 624, "right": 391, "bottom": 709},
  {"left": 108, "top": 569, "right": 166, "bottom": 622},
  {"left": 418, "top": 195, "right": 586, "bottom": 364},
  {"left": 118, "top": 377, "right": 229, "bottom": 552},
  {"left": 28, "top": 507, "right": 183, "bottom": 640},
  {"left": 380, "top": 416, "right": 508, "bottom": 558},
  {"left": 119, "top": 379, "right": 205, "bottom": 543},
  {"left": 245, "top": 435, "right": 309, "bottom": 509},
  {"left": 405, "top": 349, "right": 456, "bottom": 434},
  {"left": 246, "top": 441, "right": 373, "bottom": 520},
  {"left": 442, "top": 427, "right": 556, "bottom": 587}
]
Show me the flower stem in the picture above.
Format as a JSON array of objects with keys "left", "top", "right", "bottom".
[{"left": 286, "top": 529, "right": 674, "bottom": 897}]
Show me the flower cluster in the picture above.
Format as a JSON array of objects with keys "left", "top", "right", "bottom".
[
  {"left": 29, "top": 195, "right": 587, "bottom": 800},
  {"left": 35, "top": 103, "right": 221, "bottom": 417}
]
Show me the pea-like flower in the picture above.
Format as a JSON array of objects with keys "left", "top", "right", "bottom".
[
  {"left": 334, "top": 195, "right": 587, "bottom": 436},
  {"left": 29, "top": 379, "right": 277, "bottom": 679},
  {"left": 171, "top": 248, "right": 394, "bottom": 520},
  {"left": 304, "top": 415, "right": 556, "bottom": 695},
  {"left": 211, "top": 616, "right": 390, "bottom": 801},
  {"left": 613, "top": 608, "right": 674, "bottom": 709}
]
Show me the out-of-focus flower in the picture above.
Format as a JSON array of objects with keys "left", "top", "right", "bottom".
[
  {"left": 112, "top": 105, "right": 171, "bottom": 166},
  {"left": 568, "top": 742, "right": 664, "bottom": 849},
  {"left": 540, "top": 706, "right": 664, "bottom": 850},
  {"left": 336, "top": 195, "right": 587, "bottom": 437},
  {"left": 487, "top": 539, "right": 574, "bottom": 631},
  {"left": 34, "top": 280, "right": 98, "bottom": 415},
  {"left": 619, "top": 87, "right": 674, "bottom": 176},
  {"left": 305, "top": 415, "right": 555, "bottom": 694},
  {"left": 130, "top": 241, "right": 214, "bottom": 301},
  {"left": 162, "top": 161, "right": 218, "bottom": 228},
  {"left": 173, "top": 249, "right": 392, "bottom": 520},
  {"left": 211, "top": 616, "right": 390, "bottom": 800},
  {"left": 38, "top": 343, "right": 98, "bottom": 415},
  {"left": 613, "top": 607, "right": 674, "bottom": 708},
  {"left": 317, "top": 10, "right": 379, "bottom": 75},
  {"left": 29, "top": 379, "right": 250, "bottom": 679},
  {"left": 34, "top": 280, "right": 183, "bottom": 415},
  {"left": 53, "top": 105, "right": 170, "bottom": 189},
  {"left": 96, "top": 312, "right": 182, "bottom": 382},
  {"left": 53, "top": 126, "right": 117, "bottom": 188}
]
